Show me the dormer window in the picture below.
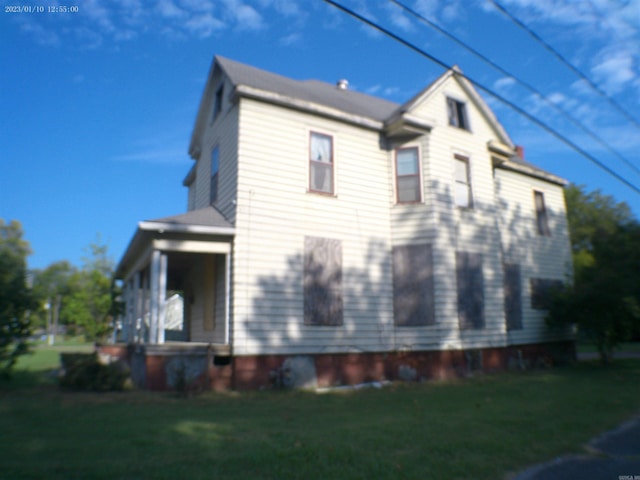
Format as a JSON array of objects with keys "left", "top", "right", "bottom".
[
  {"left": 447, "top": 97, "right": 469, "bottom": 130},
  {"left": 212, "top": 84, "right": 224, "bottom": 122}
]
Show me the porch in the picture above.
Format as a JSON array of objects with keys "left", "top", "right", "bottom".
[{"left": 115, "top": 207, "right": 235, "bottom": 349}]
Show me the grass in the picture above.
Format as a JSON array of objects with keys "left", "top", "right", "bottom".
[{"left": 1, "top": 346, "right": 639, "bottom": 480}]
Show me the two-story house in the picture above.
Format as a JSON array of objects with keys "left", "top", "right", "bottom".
[{"left": 110, "top": 56, "right": 574, "bottom": 391}]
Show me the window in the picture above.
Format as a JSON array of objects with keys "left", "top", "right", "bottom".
[
  {"left": 304, "top": 237, "right": 343, "bottom": 326},
  {"left": 530, "top": 278, "right": 563, "bottom": 310},
  {"left": 503, "top": 263, "right": 522, "bottom": 330},
  {"left": 212, "top": 84, "right": 224, "bottom": 121},
  {"left": 392, "top": 244, "right": 436, "bottom": 326},
  {"left": 210, "top": 146, "right": 219, "bottom": 205},
  {"left": 395, "top": 147, "right": 422, "bottom": 203},
  {"left": 534, "top": 191, "right": 551, "bottom": 236},
  {"left": 454, "top": 155, "right": 473, "bottom": 208},
  {"left": 447, "top": 97, "right": 469, "bottom": 130},
  {"left": 456, "top": 252, "right": 485, "bottom": 329},
  {"left": 309, "top": 132, "right": 334, "bottom": 194}
]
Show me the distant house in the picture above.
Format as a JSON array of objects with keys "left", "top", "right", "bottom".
[{"left": 108, "top": 56, "right": 574, "bottom": 390}]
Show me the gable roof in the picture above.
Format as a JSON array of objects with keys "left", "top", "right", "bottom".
[
  {"left": 215, "top": 56, "right": 399, "bottom": 123},
  {"left": 189, "top": 56, "right": 564, "bottom": 185}
]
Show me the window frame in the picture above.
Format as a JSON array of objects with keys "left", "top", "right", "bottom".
[
  {"left": 454, "top": 154, "right": 473, "bottom": 209},
  {"left": 534, "top": 190, "right": 551, "bottom": 236},
  {"left": 210, "top": 145, "right": 219, "bottom": 205},
  {"left": 447, "top": 97, "right": 470, "bottom": 131},
  {"left": 394, "top": 146, "right": 423, "bottom": 204},
  {"left": 308, "top": 131, "right": 335, "bottom": 195}
]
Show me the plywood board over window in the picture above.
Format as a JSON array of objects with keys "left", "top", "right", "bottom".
[
  {"left": 456, "top": 251, "right": 485, "bottom": 329},
  {"left": 392, "top": 244, "right": 436, "bottom": 326},
  {"left": 503, "top": 263, "right": 522, "bottom": 330},
  {"left": 304, "top": 236, "right": 343, "bottom": 326}
]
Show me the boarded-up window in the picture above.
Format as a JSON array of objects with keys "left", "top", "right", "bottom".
[
  {"left": 534, "top": 191, "right": 551, "bottom": 236},
  {"left": 503, "top": 263, "right": 522, "bottom": 330},
  {"left": 530, "top": 278, "right": 563, "bottom": 310},
  {"left": 392, "top": 244, "right": 436, "bottom": 326},
  {"left": 304, "top": 237, "right": 343, "bottom": 326},
  {"left": 456, "top": 252, "right": 485, "bottom": 329}
]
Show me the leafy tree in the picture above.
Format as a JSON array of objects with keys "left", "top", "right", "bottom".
[
  {"left": 547, "top": 185, "right": 640, "bottom": 363},
  {"left": 60, "top": 239, "right": 116, "bottom": 341},
  {"left": 0, "top": 220, "right": 35, "bottom": 378},
  {"left": 31, "top": 261, "right": 75, "bottom": 334}
]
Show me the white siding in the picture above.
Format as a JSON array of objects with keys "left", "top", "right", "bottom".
[
  {"left": 494, "top": 168, "right": 573, "bottom": 344},
  {"left": 231, "top": 98, "right": 394, "bottom": 355}
]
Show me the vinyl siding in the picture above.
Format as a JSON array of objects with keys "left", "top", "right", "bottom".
[
  {"left": 494, "top": 168, "right": 573, "bottom": 344},
  {"left": 213, "top": 73, "right": 573, "bottom": 355},
  {"left": 191, "top": 77, "right": 239, "bottom": 224},
  {"left": 231, "top": 97, "right": 394, "bottom": 355},
  {"left": 390, "top": 78, "right": 509, "bottom": 351}
]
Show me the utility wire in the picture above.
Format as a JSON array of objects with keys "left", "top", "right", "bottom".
[
  {"left": 322, "top": 0, "right": 640, "bottom": 195},
  {"left": 489, "top": 0, "right": 640, "bottom": 131},
  {"left": 390, "top": 0, "right": 640, "bottom": 178}
]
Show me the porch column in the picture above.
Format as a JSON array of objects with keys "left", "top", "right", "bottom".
[
  {"left": 149, "top": 250, "right": 168, "bottom": 344},
  {"left": 132, "top": 272, "right": 141, "bottom": 343},
  {"left": 224, "top": 252, "right": 231, "bottom": 345},
  {"left": 157, "top": 253, "right": 168, "bottom": 344},
  {"left": 122, "top": 280, "right": 131, "bottom": 342}
]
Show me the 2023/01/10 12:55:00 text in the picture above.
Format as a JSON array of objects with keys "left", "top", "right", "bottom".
[{"left": 4, "top": 5, "right": 79, "bottom": 13}]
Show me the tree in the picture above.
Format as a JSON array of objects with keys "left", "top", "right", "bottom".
[
  {"left": 0, "top": 220, "right": 35, "bottom": 378},
  {"left": 31, "top": 261, "right": 75, "bottom": 342},
  {"left": 60, "top": 239, "right": 116, "bottom": 341},
  {"left": 547, "top": 185, "right": 640, "bottom": 363}
]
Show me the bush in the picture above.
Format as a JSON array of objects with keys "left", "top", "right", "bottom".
[{"left": 59, "top": 352, "right": 128, "bottom": 391}]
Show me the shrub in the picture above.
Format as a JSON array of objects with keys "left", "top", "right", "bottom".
[{"left": 59, "top": 352, "right": 128, "bottom": 391}]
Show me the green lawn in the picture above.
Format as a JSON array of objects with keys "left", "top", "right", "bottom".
[{"left": 1, "top": 346, "right": 639, "bottom": 480}]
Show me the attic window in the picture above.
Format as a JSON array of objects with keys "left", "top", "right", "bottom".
[
  {"left": 447, "top": 97, "right": 469, "bottom": 130},
  {"left": 212, "top": 84, "right": 224, "bottom": 121}
]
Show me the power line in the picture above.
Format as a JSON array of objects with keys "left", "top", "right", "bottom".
[
  {"left": 389, "top": 0, "right": 640, "bottom": 178},
  {"left": 321, "top": 0, "right": 640, "bottom": 196},
  {"left": 489, "top": 0, "right": 640, "bottom": 131}
]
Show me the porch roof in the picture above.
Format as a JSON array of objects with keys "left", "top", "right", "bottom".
[{"left": 116, "top": 206, "right": 234, "bottom": 280}]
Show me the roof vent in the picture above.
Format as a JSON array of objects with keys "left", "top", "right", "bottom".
[{"left": 336, "top": 79, "right": 349, "bottom": 90}]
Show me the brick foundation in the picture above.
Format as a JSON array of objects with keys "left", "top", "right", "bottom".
[{"left": 97, "top": 341, "right": 575, "bottom": 392}]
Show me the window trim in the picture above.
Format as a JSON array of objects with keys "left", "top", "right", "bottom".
[
  {"left": 534, "top": 190, "right": 551, "bottom": 236},
  {"left": 394, "top": 146, "right": 423, "bottom": 204},
  {"left": 447, "top": 96, "right": 470, "bottom": 131},
  {"left": 454, "top": 154, "right": 473, "bottom": 209},
  {"left": 210, "top": 145, "right": 219, "bottom": 205},
  {"left": 308, "top": 131, "right": 335, "bottom": 196}
]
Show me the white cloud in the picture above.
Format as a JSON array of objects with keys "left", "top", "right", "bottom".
[
  {"left": 184, "top": 13, "right": 226, "bottom": 37},
  {"left": 279, "top": 32, "right": 302, "bottom": 46},
  {"left": 591, "top": 50, "right": 636, "bottom": 95},
  {"left": 493, "top": 76, "right": 516, "bottom": 92},
  {"left": 19, "top": 19, "right": 60, "bottom": 46},
  {"left": 157, "top": 0, "right": 186, "bottom": 19}
]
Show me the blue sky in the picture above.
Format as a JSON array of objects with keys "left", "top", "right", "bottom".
[{"left": 2, "top": 0, "right": 639, "bottom": 271}]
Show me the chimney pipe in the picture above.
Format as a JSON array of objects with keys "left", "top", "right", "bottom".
[
  {"left": 515, "top": 145, "right": 525, "bottom": 159},
  {"left": 336, "top": 79, "right": 349, "bottom": 90}
]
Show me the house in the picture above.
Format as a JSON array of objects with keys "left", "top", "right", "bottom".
[{"left": 107, "top": 56, "right": 574, "bottom": 391}]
